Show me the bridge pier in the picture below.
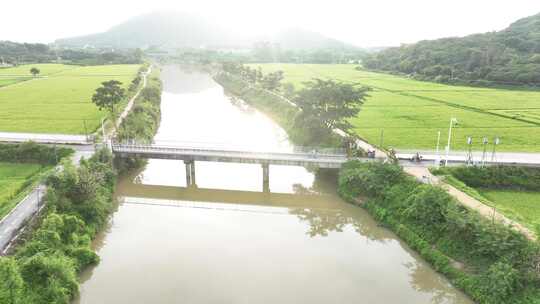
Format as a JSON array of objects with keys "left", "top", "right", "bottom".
[
  {"left": 190, "top": 161, "right": 196, "bottom": 186},
  {"left": 184, "top": 160, "right": 197, "bottom": 188},
  {"left": 262, "top": 163, "right": 270, "bottom": 193}
]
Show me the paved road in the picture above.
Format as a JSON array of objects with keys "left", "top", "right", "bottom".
[
  {"left": 0, "top": 185, "right": 46, "bottom": 254},
  {"left": 397, "top": 150, "right": 540, "bottom": 167},
  {"left": 0, "top": 132, "right": 89, "bottom": 145}
]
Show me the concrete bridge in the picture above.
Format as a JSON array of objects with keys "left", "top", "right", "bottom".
[{"left": 111, "top": 142, "right": 374, "bottom": 192}]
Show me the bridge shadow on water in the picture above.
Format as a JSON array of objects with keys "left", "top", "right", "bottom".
[{"left": 115, "top": 168, "right": 396, "bottom": 242}]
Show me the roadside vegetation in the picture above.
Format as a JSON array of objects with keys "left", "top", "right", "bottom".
[
  {"left": 0, "top": 142, "right": 73, "bottom": 219},
  {"left": 338, "top": 161, "right": 540, "bottom": 304},
  {"left": 0, "top": 149, "right": 115, "bottom": 303},
  {"left": 433, "top": 165, "right": 540, "bottom": 236},
  {"left": 0, "top": 64, "right": 141, "bottom": 134},
  {"left": 0, "top": 163, "right": 48, "bottom": 219},
  {"left": 253, "top": 63, "right": 540, "bottom": 152}
]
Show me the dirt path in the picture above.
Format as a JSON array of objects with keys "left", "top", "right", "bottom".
[
  {"left": 113, "top": 65, "right": 152, "bottom": 133},
  {"left": 404, "top": 166, "right": 536, "bottom": 240}
]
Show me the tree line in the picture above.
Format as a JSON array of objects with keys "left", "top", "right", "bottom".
[
  {"left": 220, "top": 63, "right": 368, "bottom": 147},
  {"left": 0, "top": 41, "right": 144, "bottom": 66}
]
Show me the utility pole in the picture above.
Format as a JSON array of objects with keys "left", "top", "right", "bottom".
[
  {"left": 466, "top": 136, "right": 473, "bottom": 165},
  {"left": 445, "top": 118, "right": 458, "bottom": 166},
  {"left": 481, "top": 137, "right": 489, "bottom": 167},
  {"left": 83, "top": 120, "right": 89, "bottom": 143},
  {"left": 435, "top": 131, "right": 441, "bottom": 167},
  {"left": 101, "top": 117, "right": 106, "bottom": 143}
]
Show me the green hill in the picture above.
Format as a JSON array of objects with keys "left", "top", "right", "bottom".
[{"left": 363, "top": 13, "right": 540, "bottom": 86}]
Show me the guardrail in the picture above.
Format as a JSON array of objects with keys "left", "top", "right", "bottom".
[{"left": 111, "top": 142, "right": 347, "bottom": 159}]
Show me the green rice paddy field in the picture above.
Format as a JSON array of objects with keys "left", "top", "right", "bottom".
[
  {"left": 252, "top": 64, "right": 540, "bottom": 152},
  {"left": 0, "top": 63, "right": 140, "bottom": 134},
  {"left": 0, "top": 162, "right": 48, "bottom": 219},
  {"left": 479, "top": 189, "right": 540, "bottom": 235}
]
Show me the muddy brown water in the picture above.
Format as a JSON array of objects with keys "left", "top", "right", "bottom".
[{"left": 74, "top": 66, "right": 473, "bottom": 304}]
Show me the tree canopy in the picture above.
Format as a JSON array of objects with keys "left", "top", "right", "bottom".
[
  {"left": 363, "top": 13, "right": 540, "bottom": 86},
  {"left": 29, "top": 67, "right": 40, "bottom": 77},
  {"left": 294, "top": 79, "right": 368, "bottom": 132},
  {"left": 92, "top": 80, "right": 126, "bottom": 116}
]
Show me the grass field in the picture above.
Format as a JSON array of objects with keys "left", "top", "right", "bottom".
[
  {"left": 479, "top": 189, "right": 540, "bottom": 235},
  {"left": 0, "top": 63, "right": 140, "bottom": 134},
  {"left": 251, "top": 64, "right": 540, "bottom": 152},
  {"left": 0, "top": 77, "right": 30, "bottom": 87},
  {"left": 0, "top": 162, "right": 48, "bottom": 219}
]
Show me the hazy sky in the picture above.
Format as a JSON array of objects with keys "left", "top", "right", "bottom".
[{"left": 2, "top": 0, "right": 540, "bottom": 47}]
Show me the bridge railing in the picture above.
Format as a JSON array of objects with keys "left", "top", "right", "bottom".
[{"left": 111, "top": 141, "right": 347, "bottom": 158}]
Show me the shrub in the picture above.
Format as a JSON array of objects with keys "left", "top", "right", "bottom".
[
  {"left": 402, "top": 185, "right": 452, "bottom": 228},
  {"left": 338, "top": 161, "right": 404, "bottom": 199},
  {"left": 480, "top": 261, "right": 522, "bottom": 302},
  {"left": 449, "top": 166, "right": 540, "bottom": 191},
  {"left": 0, "top": 142, "right": 72, "bottom": 165}
]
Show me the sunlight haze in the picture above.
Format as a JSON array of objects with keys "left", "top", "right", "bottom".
[{"left": 2, "top": 0, "right": 540, "bottom": 46}]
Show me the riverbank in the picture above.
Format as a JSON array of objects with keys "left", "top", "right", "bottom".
[
  {"left": 0, "top": 148, "right": 112, "bottom": 303},
  {"left": 339, "top": 161, "right": 540, "bottom": 304},
  {"left": 214, "top": 72, "right": 341, "bottom": 147},
  {"left": 115, "top": 67, "right": 163, "bottom": 173}
]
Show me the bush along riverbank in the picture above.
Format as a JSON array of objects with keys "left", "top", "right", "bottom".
[
  {"left": 0, "top": 148, "right": 115, "bottom": 303},
  {"left": 338, "top": 160, "right": 540, "bottom": 304},
  {"left": 214, "top": 64, "right": 365, "bottom": 147},
  {"left": 114, "top": 67, "right": 162, "bottom": 173}
]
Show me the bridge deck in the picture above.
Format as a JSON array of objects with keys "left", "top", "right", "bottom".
[{"left": 111, "top": 143, "right": 360, "bottom": 168}]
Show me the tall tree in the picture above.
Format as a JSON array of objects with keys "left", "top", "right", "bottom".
[
  {"left": 92, "top": 80, "right": 125, "bottom": 121},
  {"left": 30, "top": 67, "right": 40, "bottom": 77},
  {"left": 294, "top": 79, "right": 368, "bottom": 132},
  {"left": 261, "top": 71, "right": 284, "bottom": 91}
]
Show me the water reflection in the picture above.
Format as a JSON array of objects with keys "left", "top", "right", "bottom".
[{"left": 406, "top": 261, "right": 464, "bottom": 304}]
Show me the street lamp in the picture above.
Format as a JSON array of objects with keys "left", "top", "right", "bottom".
[
  {"left": 491, "top": 137, "right": 500, "bottom": 163},
  {"left": 445, "top": 118, "right": 458, "bottom": 166}
]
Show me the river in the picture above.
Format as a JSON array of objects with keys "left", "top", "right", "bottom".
[{"left": 74, "top": 65, "right": 473, "bottom": 304}]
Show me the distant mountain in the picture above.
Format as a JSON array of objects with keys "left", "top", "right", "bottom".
[
  {"left": 55, "top": 11, "right": 356, "bottom": 51},
  {"left": 259, "top": 28, "right": 356, "bottom": 50},
  {"left": 363, "top": 13, "right": 540, "bottom": 86},
  {"left": 56, "top": 12, "right": 234, "bottom": 49}
]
